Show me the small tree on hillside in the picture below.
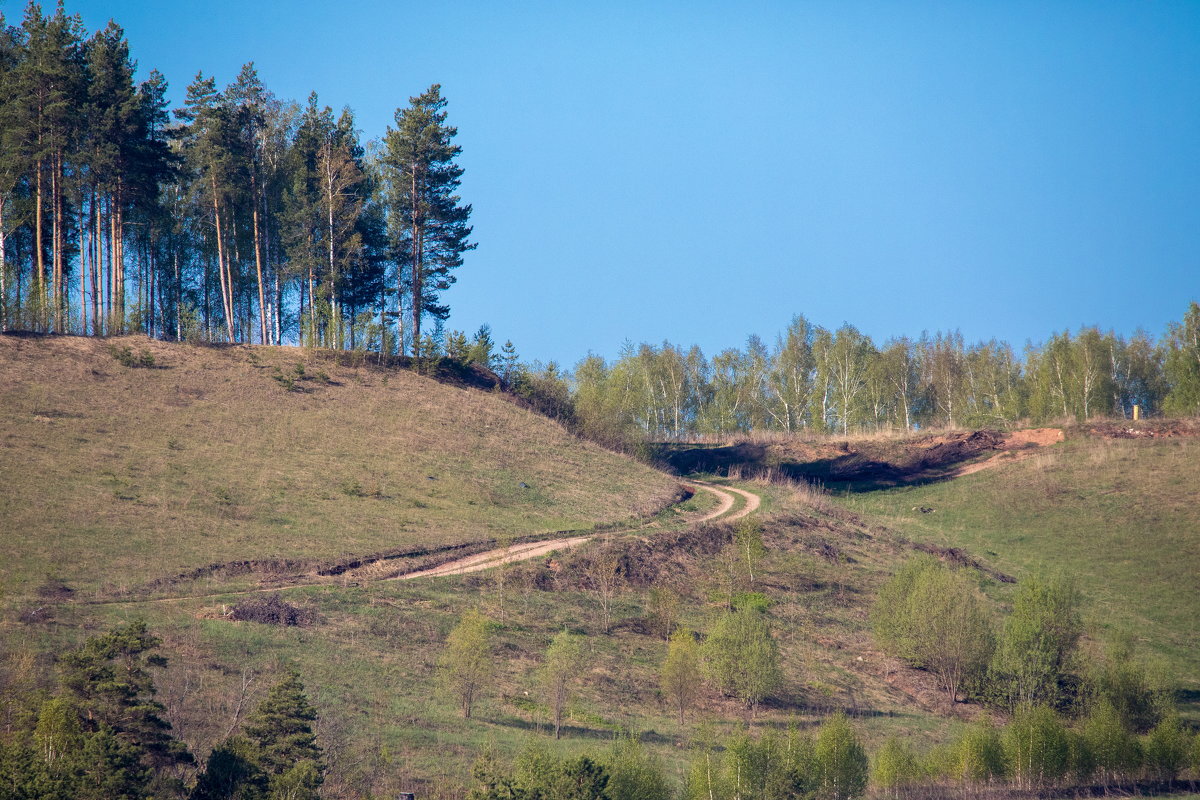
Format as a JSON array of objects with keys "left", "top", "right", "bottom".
[
  {"left": 647, "top": 585, "right": 682, "bottom": 641},
  {"left": 872, "top": 557, "right": 994, "bottom": 703},
  {"left": 989, "top": 574, "right": 1083, "bottom": 711},
  {"left": 540, "top": 631, "right": 584, "bottom": 739},
  {"left": 439, "top": 609, "right": 494, "bottom": 719},
  {"left": 734, "top": 518, "right": 766, "bottom": 588},
  {"left": 584, "top": 540, "right": 623, "bottom": 634},
  {"left": 1144, "top": 712, "right": 1190, "bottom": 783},
  {"left": 815, "top": 712, "right": 869, "bottom": 800},
  {"left": 1082, "top": 700, "right": 1142, "bottom": 788},
  {"left": 660, "top": 629, "right": 702, "bottom": 726},
  {"left": 1004, "top": 705, "right": 1070, "bottom": 791},
  {"left": 870, "top": 736, "right": 921, "bottom": 799},
  {"left": 702, "top": 608, "right": 782, "bottom": 717}
]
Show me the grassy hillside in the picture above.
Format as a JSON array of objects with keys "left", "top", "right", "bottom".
[
  {"left": 4, "top": 339, "right": 1197, "bottom": 799},
  {"left": 835, "top": 431, "right": 1200, "bottom": 708},
  {"left": 0, "top": 334, "right": 681, "bottom": 600},
  {"left": 0, "top": 337, "right": 962, "bottom": 797}
]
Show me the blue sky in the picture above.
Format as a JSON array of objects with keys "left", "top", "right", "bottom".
[{"left": 19, "top": 0, "right": 1200, "bottom": 365}]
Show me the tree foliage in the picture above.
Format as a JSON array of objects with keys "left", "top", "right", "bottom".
[
  {"left": 540, "top": 631, "right": 584, "bottom": 740},
  {"left": 660, "top": 629, "right": 702, "bottom": 726},
  {"left": 989, "top": 574, "right": 1083, "bottom": 711},
  {"left": 701, "top": 608, "right": 783, "bottom": 715},
  {"left": 871, "top": 557, "right": 994, "bottom": 703},
  {"left": 439, "top": 609, "right": 494, "bottom": 719}
]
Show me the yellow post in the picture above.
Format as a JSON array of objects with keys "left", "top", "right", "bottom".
[{"left": 1133, "top": 404, "right": 1141, "bottom": 421}]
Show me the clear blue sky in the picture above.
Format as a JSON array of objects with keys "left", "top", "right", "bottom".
[{"left": 17, "top": 0, "right": 1200, "bottom": 365}]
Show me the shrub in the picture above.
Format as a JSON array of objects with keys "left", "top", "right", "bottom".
[
  {"left": 871, "top": 556, "right": 994, "bottom": 703},
  {"left": 1144, "top": 712, "right": 1190, "bottom": 782},
  {"left": 701, "top": 607, "right": 782, "bottom": 715},
  {"left": 1083, "top": 700, "right": 1142, "bottom": 787},
  {"left": 954, "top": 718, "right": 1007, "bottom": 784},
  {"left": 1004, "top": 705, "right": 1070, "bottom": 789},
  {"left": 871, "top": 736, "right": 921, "bottom": 797},
  {"left": 815, "top": 713, "right": 868, "bottom": 800},
  {"left": 605, "top": 735, "right": 671, "bottom": 800},
  {"left": 109, "top": 344, "right": 155, "bottom": 368}
]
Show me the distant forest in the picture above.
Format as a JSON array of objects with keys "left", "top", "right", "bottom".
[{"left": 1, "top": 4, "right": 1198, "bottom": 440}]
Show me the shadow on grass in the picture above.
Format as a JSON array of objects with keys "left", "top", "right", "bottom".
[{"left": 482, "top": 713, "right": 677, "bottom": 745}]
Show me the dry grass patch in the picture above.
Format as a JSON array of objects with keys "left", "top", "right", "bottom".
[{"left": 0, "top": 334, "right": 680, "bottom": 600}]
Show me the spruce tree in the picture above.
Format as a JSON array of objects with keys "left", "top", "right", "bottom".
[{"left": 242, "top": 671, "right": 324, "bottom": 781}]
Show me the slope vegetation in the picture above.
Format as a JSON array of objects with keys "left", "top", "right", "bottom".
[{"left": 0, "top": 334, "right": 681, "bottom": 600}]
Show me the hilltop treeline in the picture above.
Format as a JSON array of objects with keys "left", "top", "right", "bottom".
[
  {"left": 3, "top": 4, "right": 1198, "bottom": 442},
  {"left": 559, "top": 304, "right": 1200, "bottom": 442},
  {"left": 0, "top": 3, "right": 471, "bottom": 355}
]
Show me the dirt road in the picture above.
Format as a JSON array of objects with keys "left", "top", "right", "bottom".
[
  {"left": 86, "top": 480, "right": 762, "bottom": 603},
  {"left": 396, "top": 479, "right": 759, "bottom": 580}
]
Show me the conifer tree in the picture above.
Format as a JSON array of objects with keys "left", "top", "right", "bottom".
[
  {"left": 383, "top": 84, "right": 474, "bottom": 357},
  {"left": 59, "top": 620, "right": 192, "bottom": 772},
  {"left": 242, "top": 670, "right": 323, "bottom": 780}
]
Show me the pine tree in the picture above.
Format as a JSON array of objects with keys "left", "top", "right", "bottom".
[
  {"left": 59, "top": 620, "right": 192, "bottom": 772},
  {"left": 14, "top": 2, "right": 86, "bottom": 332},
  {"left": 242, "top": 670, "right": 323, "bottom": 780},
  {"left": 383, "top": 84, "right": 474, "bottom": 357},
  {"left": 0, "top": 13, "right": 25, "bottom": 333}
]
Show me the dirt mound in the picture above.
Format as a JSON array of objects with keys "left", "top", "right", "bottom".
[
  {"left": 229, "top": 593, "right": 318, "bottom": 626},
  {"left": 660, "top": 428, "right": 1065, "bottom": 491},
  {"left": 1081, "top": 419, "right": 1200, "bottom": 439}
]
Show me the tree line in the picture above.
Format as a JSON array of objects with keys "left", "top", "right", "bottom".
[
  {"left": 0, "top": 2, "right": 472, "bottom": 356},
  {"left": 567, "top": 303, "right": 1200, "bottom": 443}
]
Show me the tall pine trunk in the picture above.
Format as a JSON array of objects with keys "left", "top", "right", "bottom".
[
  {"left": 91, "top": 191, "right": 100, "bottom": 335},
  {"left": 78, "top": 201, "right": 86, "bottom": 335},
  {"left": 210, "top": 173, "right": 234, "bottom": 342},
  {"left": 35, "top": 158, "right": 45, "bottom": 330},
  {"left": 50, "top": 152, "right": 60, "bottom": 332},
  {"left": 0, "top": 193, "right": 7, "bottom": 333},
  {"left": 409, "top": 168, "right": 422, "bottom": 358},
  {"left": 251, "top": 172, "right": 267, "bottom": 345}
]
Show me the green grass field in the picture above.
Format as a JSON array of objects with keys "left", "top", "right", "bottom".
[{"left": 835, "top": 434, "right": 1200, "bottom": 708}]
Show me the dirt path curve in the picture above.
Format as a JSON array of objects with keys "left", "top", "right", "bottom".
[
  {"left": 690, "top": 480, "right": 761, "bottom": 523},
  {"left": 396, "top": 480, "right": 759, "bottom": 580},
  {"left": 87, "top": 481, "right": 763, "bottom": 603},
  {"left": 400, "top": 536, "right": 593, "bottom": 579}
]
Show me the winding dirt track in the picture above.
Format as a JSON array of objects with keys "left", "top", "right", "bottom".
[
  {"left": 86, "top": 480, "right": 761, "bottom": 603},
  {"left": 398, "top": 480, "right": 759, "bottom": 580}
]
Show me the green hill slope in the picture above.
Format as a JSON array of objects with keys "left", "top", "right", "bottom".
[
  {"left": 837, "top": 431, "right": 1200, "bottom": 708},
  {"left": 0, "top": 334, "right": 681, "bottom": 599}
]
